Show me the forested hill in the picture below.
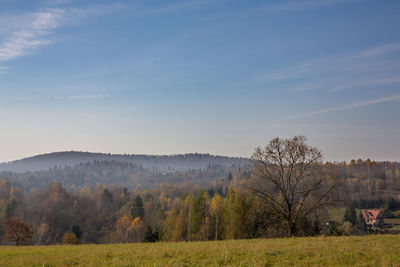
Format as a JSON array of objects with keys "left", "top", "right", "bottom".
[
  {"left": 0, "top": 160, "right": 248, "bottom": 192},
  {"left": 0, "top": 151, "right": 250, "bottom": 173}
]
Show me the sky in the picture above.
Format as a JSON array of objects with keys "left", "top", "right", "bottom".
[{"left": 0, "top": 0, "right": 400, "bottom": 162}]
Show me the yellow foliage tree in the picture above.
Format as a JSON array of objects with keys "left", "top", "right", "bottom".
[
  {"left": 129, "top": 217, "right": 146, "bottom": 242},
  {"left": 115, "top": 214, "right": 133, "bottom": 243},
  {"left": 210, "top": 194, "right": 224, "bottom": 240},
  {"left": 115, "top": 214, "right": 146, "bottom": 243},
  {"left": 62, "top": 232, "right": 79, "bottom": 245}
]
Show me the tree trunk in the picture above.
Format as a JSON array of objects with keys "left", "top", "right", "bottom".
[
  {"left": 288, "top": 221, "right": 297, "bottom": 237},
  {"left": 215, "top": 217, "right": 219, "bottom": 240}
]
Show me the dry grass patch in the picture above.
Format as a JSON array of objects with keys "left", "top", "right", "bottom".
[{"left": 1, "top": 235, "right": 400, "bottom": 266}]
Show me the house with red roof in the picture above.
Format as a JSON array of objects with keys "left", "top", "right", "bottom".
[{"left": 361, "top": 209, "right": 384, "bottom": 228}]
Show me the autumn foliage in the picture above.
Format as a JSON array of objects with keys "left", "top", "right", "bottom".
[
  {"left": 62, "top": 232, "right": 79, "bottom": 245},
  {"left": 5, "top": 219, "right": 33, "bottom": 246},
  {"left": 115, "top": 214, "right": 146, "bottom": 243}
]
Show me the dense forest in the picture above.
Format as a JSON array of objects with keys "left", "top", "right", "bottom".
[
  {"left": 0, "top": 160, "right": 246, "bottom": 192},
  {"left": 0, "top": 152, "right": 249, "bottom": 173},
  {"left": 1, "top": 138, "right": 400, "bottom": 246},
  {"left": 1, "top": 158, "right": 400, "bottom": 245}
]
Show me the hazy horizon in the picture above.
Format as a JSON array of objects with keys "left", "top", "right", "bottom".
[
  {"left": 1, "top": 0, "right": 400, "bottom": 162},
  {"left": 0, "top": 148, "right": 397, "bottom": 165}
]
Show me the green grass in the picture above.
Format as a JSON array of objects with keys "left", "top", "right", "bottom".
[{"left": 1, "top": 235, "right": 400, "bottom": 266}]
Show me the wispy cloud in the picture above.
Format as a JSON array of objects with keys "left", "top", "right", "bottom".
[
  {"left": 256, "top": 42, "right": 400, "bottom": 94},
  {"left": 0, "top": 66, "right": 9, "bottom": 74},
  {"left": 356, "top": 42, "right": 400, "bottom": 58},
  {"left": 290, "top": 94, "right": 400, "bottom": 120},
  {"left": 0, "top": 4, "right": 122, "bottom": 66},
  {"left": 0, "top": 8, "right": 64, "bottom": 63},
  {"left": 267, "top": 94, "right": 400, "bottom": 131},
  {"left": 67, "top": 94, "right": 111, "bottom": 99},
  {"left": 4, "top": 96, "right": 35, "bottom": 101},
  {"left": 1, "top": 94, "right": 112, "bottom": 102}
]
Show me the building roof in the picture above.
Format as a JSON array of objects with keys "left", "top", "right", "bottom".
[{"left": 361, "top": 209, "right": 381, "bottom": 220}]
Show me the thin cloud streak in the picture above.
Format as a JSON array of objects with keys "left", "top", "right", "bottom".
[
  {"left": 288, "top": 94, "right": 400, "bottom": 120},
  {"left": 258, "top": 42, "right": 400, "bottom": 84},
  {"left": 0, "top": 66, "right": 9, "bottom": 74},
  {"left": 328, "top": 76, "right": 400, "bottom": 94},
  {"left": 267, "top": 94, "right": 400, "bottom": 131},
  {"left": 356, "top": 42, "right": 400, "bottom": 59},
  {"left": 256, "top": 42, "right": 400, "bottom": 95},
  {"left": 68, "top": 94, "right": 111, "bottom": 99}
]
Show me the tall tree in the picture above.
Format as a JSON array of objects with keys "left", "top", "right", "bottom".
[
  {"left": 115, "top": 214, "right": 132, "bottom": 243},
  {"left": 162, "top": 206, "right": 179, "bottom": 241},
  {"left": 196, "top": 191, "right": 211, "bottom": 240},
  {"left": 131, "top": 195, "right": 144, "bottom": 219},
  {"left": 129, "top": 217, "right": 146, "bottom": 242},
  {"left": 210, "top": 193, "right": 224, "bottom": 240},
  {"left": 174, "top": 195, "right": 195, "bottom": 241},
  {"left": 249, "top": 136, "right": 337, "bottom": 236},
  {"left": 225, "top": 188, "right": 251, "bottom": 239},
  {"left": 3, "top": 198, "right": 18, "bottom": 219}
]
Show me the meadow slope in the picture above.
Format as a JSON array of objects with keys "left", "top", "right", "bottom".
[{"left": 1, "top": 235, "right": 399, "bottom": 266}]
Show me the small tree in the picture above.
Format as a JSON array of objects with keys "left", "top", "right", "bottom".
[
  {"left": 143, "top": 226, "right": 159, "bottom": 242},
  {"left": 227, "top": 172, "right": 233, "bottom": 184},
  {"left": 343, "top": 204, "right": 357, "bottom": 225},
  {"left": 5, "top": 219, "right": 33, "bottom": 246},
  {"left": 62, "top": 232, "right": 79, "bottom": 245},
  {"left": 357, "top": 211, "right": 367, "bottom": 232},
  {"left": 385, "top": 198, "right": 396, "bottom": 210},
  {"left": 102, "top": 189, "right": 113, "bottom": 203},
  {"left": 70, "top": 224, "right": 82, "bottom": 239}
]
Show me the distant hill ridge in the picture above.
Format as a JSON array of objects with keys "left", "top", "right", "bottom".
[{"left": 0, "top": 151, "right": 250, "bottom": 173}]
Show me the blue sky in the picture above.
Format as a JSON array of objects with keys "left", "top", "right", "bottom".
[{"left": 1, "top": 0, "right": 400, "bottom": 162}]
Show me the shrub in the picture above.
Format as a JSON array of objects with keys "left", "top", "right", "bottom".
[{"left": 62, "top": 232, "right": 79, "bottom": 245}]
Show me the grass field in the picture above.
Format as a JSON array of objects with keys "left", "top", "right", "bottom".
[{"left": 1, "top": 235, "right": 400, "bottom": 266}]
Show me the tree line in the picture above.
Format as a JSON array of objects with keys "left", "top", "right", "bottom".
[{"left": 1, "top": 136, "right": 400, "bottom": 245}]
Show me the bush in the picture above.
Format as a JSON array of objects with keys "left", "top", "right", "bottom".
[
  {"left": 62, "top": 232, "right": 79, "bottom": 245},
  {"left": 341, "top": 221, "right": 356, "bottom": 235},
  {"left": 326, "top": 222, "right": 343, "bottom": 236}
]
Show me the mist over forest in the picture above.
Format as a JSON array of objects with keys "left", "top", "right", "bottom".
[
  {"left": 2, "top": 141, "right": 400, "bottom": 245},
  {"left": 0, "top": 151, "right": 249, "bottom": 173}
]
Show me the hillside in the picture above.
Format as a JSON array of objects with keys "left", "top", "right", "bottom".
[
  {"left": 1, "top": 235, "right": 400, "bottom": 266},
  {"left": 0, "top": 151, "right": 250, "bottom": 173},
  {"left": 0, "top": 160, "right": 246, "bottom": 192}
]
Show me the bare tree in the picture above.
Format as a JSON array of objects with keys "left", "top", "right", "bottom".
[{"left": 249, "top": 136, "right": 337, "bottom": 236}]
